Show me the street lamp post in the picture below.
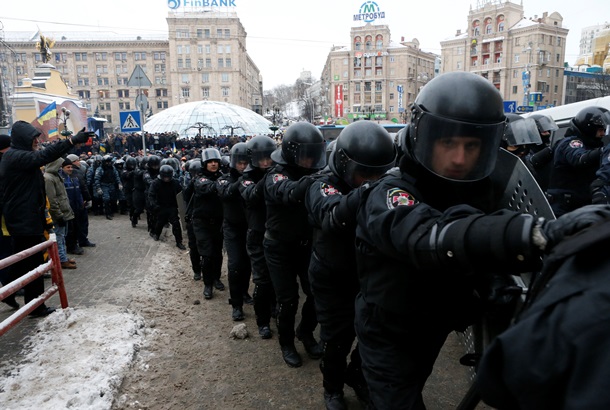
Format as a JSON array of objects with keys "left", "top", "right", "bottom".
[{"left": 59, "top": 106, "right": 71, "bottom": 137}]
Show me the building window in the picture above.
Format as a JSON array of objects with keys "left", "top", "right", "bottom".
[
  {"left": 217, "top": 29, "right": 223, "bottom": 38},
  {"left": 177, "top": 59, "right": 183, "bottom": 68},
  {"left": 78, "top": 90, "right": 91, "bottom": 99},
  {"left": 457, "top": 61, "right": 462, "bottom": 70},
  {"left": 177, "top": 45, "right": 183, "bottom": 54},
  {"left": 217, "top": 45, "right": 224, "bottom": 54},
  {"left": 224, "top": 29, "right": 230, "bottom": 38},
  {"left": 202, "top": 72, "right": 209, "bottom": 82},
  {"left": 197, "top": 28, "right": 203, "bottom": 38},
  {"left": 95, "top": 52, "right": 107, "bottom": 61},
  {"left": 376, "top": 34, "right": 383, "bottom": 50},
  {"left": 218, "top": 58, "right": 224, "bottom": 68},
  {"left": 206, "top": 45, "right": 211, "bottom": 54},
  {"left": 389, "top": 93, "right": 394, "bottom": 100},
  {"left": 204, "top": 29, "right": 210, "bottom": 38},
  {"left": 225, "top": 58, "right": 231, "bottom": 68},
  {"left": 115, "top": 52, "right": 127, "bottom": 61},
  {"left": 154, "top": 52, "right": 166, "bottom": 60},
  {"left": 514, "top": 54, "right": 520, "bottom": 63},
  {"left": 222, "top": 87, "right": 229, "bottom": 97},
  {"left": 182, "top": 88, "right": 190, "bottom": 97},
  {"left": 74, "top": 52, "right": 87, "bottom": 61},
  {"left": 344, "top": 71, "right": 348, "bottom": 78},
  {"left": 77, "top": 78, "right": 90, "bottom": 86},
  {"left": 512, "top": 85, "right": 518, "bottom": 94},
  {"left": 375, "top": 81, "right": 382, "bottom": 91},
  {"left": 154, "top": 64, "right": 166, "bottom": 73},
  {"left": 181, "top": 74, "right": 190, "bottom": 84},
  {"left": 206, "top": 58, "right": 211, "bottom": 68},
  {"left": 185, "top": 58, "right": 191, "bottom": 68},
  {"left": 117, "top": 89, "right": 130, "bottom": 98},
  {"left": 119, "top": 102, "right": 131, "bottom": 110},
  {"left": 155, "top": 89, "right": 168, "bottom": 97},
  {"left": 177, "top": 29, "right": 189, "bottom": 38},
  {"left": 202, "top": 87, "right": 210, "bottom": 97},
  {"left": 197, "top": 45, "right": 203, "bottom": 54},
  {"left": 222, "top": 73, "right": 229, "bottom": 82}
]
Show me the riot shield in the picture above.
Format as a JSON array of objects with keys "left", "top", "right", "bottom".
[
  {"left": 176, "top": 191, "right": 187, "bottom": 232},
  {"left": 457, "top": 148, "right": 554, "bottom": 410},
  {"left": 489, "top": 148, "right": 555, "bottom": 219}
]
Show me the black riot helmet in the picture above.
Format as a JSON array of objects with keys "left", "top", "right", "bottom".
[
  {"left": 138, "top": 156, "right": 149, "bottom": 170},
  {"left": 159, "top": 164, "right": 174, "bottom": 182},
  {"left": 188, "top": 159, "right": 203, "bottom": 176},
  {"left": 529, "top": 114, "right": 558, "bottom": 134},
  {"left": 229, "top": 142, "right": 249, "bottom": 169},
  {"left": 325, "top": 139, "right": 337, "bottom": 164},
  {"left": 125, "top": 156, "right": 137, "bottom": 170},
  {"left": 147, "top": 155, "right": 161, "bottom": 171},
  {"left": 329, "top": 121, "right": 396, "bottom": 188},
  {"left": 502, "top": 113, "right": 541, "bottom": 147},
  {"left": 246, "top": 135, "right": 276, "bottom": 169},
  {"left": 270, "top": 122, "right": 326, "bottom": 169},
  {"left": 167, "top": 157, "right": 181, "bottom": 173},
  {"left": 102, "top": 154, "right": 113, "bottom": 167},
  {"left": 202, "top": 148, "right": 222, "bottom": 164},
  {"left": 405, "top": 71, "right": 506, "bottom": 182},
  {"left": 571, "top": 106, "right": 610, "bottom": 140}
]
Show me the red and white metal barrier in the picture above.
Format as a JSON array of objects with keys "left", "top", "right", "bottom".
[{"left": 0, "top": 233, "right": 69, "bottom": 336}]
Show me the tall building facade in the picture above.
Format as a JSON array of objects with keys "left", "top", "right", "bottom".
[
  {"left": 0, "top": 9, "right": 263, "bottom": 132},
  {"left": 441, "top": 0, "right": 568, "bottom": 110},
  {"left": 575, "top": 22, "right": 610, "bottom": 67},
  {"left": 320, "top": 24, "right": 437, "bottom": 124}
]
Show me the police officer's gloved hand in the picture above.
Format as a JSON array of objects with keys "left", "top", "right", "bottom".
[
  {"left": 71, "top": 128, "right": 93, "bottom": 145},
  {"left": 118, "top": 184, "right": 123, "bottom": 191},
  {"left": 289, "top": 176, "right": 313, "bottom": 203},
  {"left": 96, "top": 188, "right": 103, "bottom": 197},
  {"left": 532, "top": 204, "right": 610, "bottom": 251}
]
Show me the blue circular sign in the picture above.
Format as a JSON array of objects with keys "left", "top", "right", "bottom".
[{"left": 168, "top": 0, "right": 181, "bottom": 9}]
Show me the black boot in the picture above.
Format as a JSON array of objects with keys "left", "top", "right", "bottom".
[
  {"left": 280, "top": 344, "right": 302, "bottom": 368},
  {"left": 1, "top": 294, "right": 19, "bottom": 310},
  {"left": 297, "top": 330, "right": 323, "bottom": 359},
  {"left": 104, "top": 203, "right": 113, "bottom": 220},
  {"left": 324, "top": 390, "right": 347, "bottom": 410},
  {"left": 345, "top": 353, "right": 370, "bottom": 405},
  {"left": 232, "top": 306, "right": 244, "bottom": 321},
  {"left": 203, "top": 284, "right": 213, "bottom": 300}
]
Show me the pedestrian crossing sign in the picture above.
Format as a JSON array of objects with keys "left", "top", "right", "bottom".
[{"left": 119, "top": 111, "right": 142, "bottom": 132}]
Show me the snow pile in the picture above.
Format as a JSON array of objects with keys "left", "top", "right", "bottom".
[{"left": 0, "top": 305, "right": 145, "bottom": 410}]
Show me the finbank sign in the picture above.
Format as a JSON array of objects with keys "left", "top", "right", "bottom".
[
  {"left": 353, "top": 1, "right": 386, "bottom": 23},
  {"left": 168, "top": 0, "right": 236, "bottom": 9}
]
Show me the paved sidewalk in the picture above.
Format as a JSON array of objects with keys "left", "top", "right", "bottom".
[{"left": 0, "top": 213, "right": 163, "bottom": 364}]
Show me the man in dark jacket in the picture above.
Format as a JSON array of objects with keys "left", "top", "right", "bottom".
[
  {"left": 0, "top": 121, "right": 90, "bottom": 316},
  {"left": 477, "top": 216, "right": 610, "bottom": 410},
  {"left": 66, "top": 153, "right": 95, "bottom": 248}
]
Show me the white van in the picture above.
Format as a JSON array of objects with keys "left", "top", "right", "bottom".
[{"left": 523, "top": 96, "right": 610, "bottom": 142}]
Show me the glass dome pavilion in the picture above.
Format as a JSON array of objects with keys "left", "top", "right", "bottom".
[{"left": 143, "top": 100, "right": 272, "bottom": 138}]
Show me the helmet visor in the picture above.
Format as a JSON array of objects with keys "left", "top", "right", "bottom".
[
  {"left": 505, "top": 118, "right": 542, "bottom": 146},
  {"left": 338, "top": 153, "right": 395, "bottom": 188},
  {"left": 250, "top": 147, "right": 275, "bottom": 168},
  {"left": 285, "top": 141, "right": 327, "bottom": 169},
  {"left": 413, "top": 111, "right": 505, "bottom": 181},
  {"left": 535, "top": 116, "right": 558, "bottom": 132}
]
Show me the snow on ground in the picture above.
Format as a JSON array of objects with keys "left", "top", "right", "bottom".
[{"left": 0, "top": 305, "right": 146, "bottom": 410}]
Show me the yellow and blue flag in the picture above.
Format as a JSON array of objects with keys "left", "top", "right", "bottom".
[{"left": 36, "top": 102, "right": 57, "bottom": 124}]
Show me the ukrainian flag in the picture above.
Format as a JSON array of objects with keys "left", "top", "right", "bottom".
[{"left": 36, "top": 102, "right": 57, "bottom": 124}]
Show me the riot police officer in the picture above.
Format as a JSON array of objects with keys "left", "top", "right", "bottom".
[
  {"left": 131, "top": 156, "right": 148, "bottom": 228},
  {"left": 122, "top": 156, "right": 137, "bottom": 218},
  {"left": 526, "top": 114, "right": 559, "bottom": 192},
  {"left": 148, "top": 165, "right": 185, "bottom": 249},
  {"left": 547, "top": 107, "right": 610, "bottom": 216},
  {"left": 183, "top": 159, "right": 203, "bottom": 280},
  {"left": 192, "top": 148, "right": 225, "bottom": 300},
  {"left": 217, "top": 142, "right": 251, "bottom": 321},
  {"left": 239, "top": 136, "right": 278, "bottom": 339},
  {"left": 349, "top": 72, "right": 610, "bottom": 409},
  {"left": 305, "top": 121, "right": 396, "bottom": 409},
  {"left": 144, "top": 155, "right": 161, "bottom": 232},
  {"left": 94, "top": 155, "right": 122, "bottom": 220},
  {"left": 263, "top": 122, "right": 326, "bottom": 368}
]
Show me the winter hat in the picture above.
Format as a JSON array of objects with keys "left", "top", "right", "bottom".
[
  {"left": 0, "top": 134, "right": 10, "bottom": 150},
  {"left": 62, "top": 157, "right": 73, "bottom": 167},
  {"left": 66, "top": 154, "right": 80, "bottom": 163}
]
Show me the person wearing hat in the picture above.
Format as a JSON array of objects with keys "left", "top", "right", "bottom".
[
  {"left": 45, "top": 156, "right": 76, "bottom": 269},
  {"left": 0, "top": 122, "right": 91, "bottom": 316},
  {"left": 0, "top": 134, "right": 19, "bottom": 309},
  {"left": 66, "top": 153, "right": 95, "bottom": 248}
]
